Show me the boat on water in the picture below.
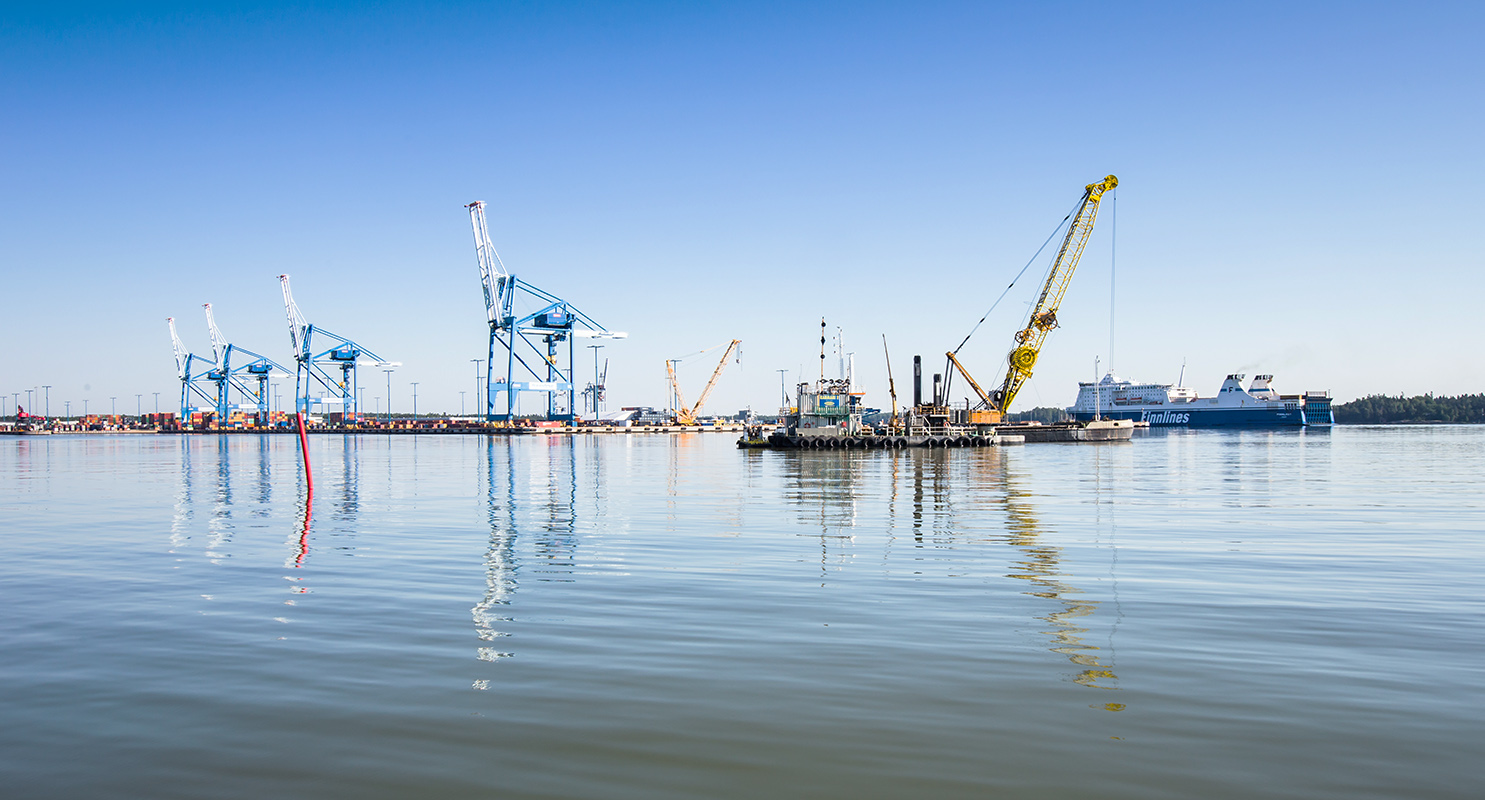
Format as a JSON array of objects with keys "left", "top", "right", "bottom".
[
  {"left": 1068, "top": 373, "right": 1333, "bottom": 427},
  {"left": 737, "top": 376, "right": 1131, "bottom": 448}
]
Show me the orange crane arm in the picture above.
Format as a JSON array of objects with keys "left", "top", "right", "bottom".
[
  {"left": 946, "top": 351, "right": 993, "bottom": 408},
  {"left": 666, "top": 360, "right": 688, "bottom": 421},
  {"left": 685, "top": 339, "right": 741, "bottom": 423}
]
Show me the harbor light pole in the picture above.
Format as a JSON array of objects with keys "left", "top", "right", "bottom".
[
  {"left": 42, "top": 386, "right": 51, "bottom": 417},
  {"left": 110, "top": 396, "right": 116, "bottom": 416},
  {"left": 471, "top": 358, "right": 483, "bottom": 420},
  {"left": 384, "top": 368, "right": 395, "bottom": 427},
  {"left": 153, "top": 392, "right": 160, "bottom": 414},
  {"left": 460, "top": 391, "right": 466, "bottom": 417},
  {"left": 65, "top": 400, "right": 71, "bottom": 418},
  {"left": 410, "top": 382, "right": 419, "bottom": 420},
  {"left": 777, "top": 370, "right": 787, "bottom": 408},
  {"left": 136, "top": 394, "right": 142, "bottom": 418},
  {"left": 26, "top": 389, "right": 34, "bottom": 414},
  {"left": 83, "top": 399, "right": 89, "bottom": 416}
]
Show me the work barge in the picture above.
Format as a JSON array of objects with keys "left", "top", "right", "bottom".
[
  {"left": 749, "top": 421, "right": 1132, "bottom": 449},
  {"left": 739, "top": 376, "right": 1132, "bottom": 449}
]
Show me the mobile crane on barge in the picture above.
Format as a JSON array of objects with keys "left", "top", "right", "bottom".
[{"left": 913, "top": 174, "right": 1131, "bottom": 442}]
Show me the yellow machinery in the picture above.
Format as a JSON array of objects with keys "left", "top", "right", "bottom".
[
  {"left": 950, "top": 174, "right": 1118, "bottom": 424},
  {"left": 667, "top": 339, "right": 741, "bottom": 425}
]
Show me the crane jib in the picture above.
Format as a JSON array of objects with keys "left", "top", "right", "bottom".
[{"left": 989, "top": 174, "right": 1117, "bottom": 416}]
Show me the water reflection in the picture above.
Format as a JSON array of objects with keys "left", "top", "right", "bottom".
[
  {"left": 471, "top": 437, "right": 582, "bottom": 672},
  {"left": 472, "top": 438, "right": 519, "bottom": 667},
  {"left": 997, "top": 452, "right": 1119, "bottom": 691},
  {"left": 165, "top": 436, "right": 332, "bottom": 608},
  {"left": 291, "top": 484, "right": 312, "bottom": 569},
  {"left": 783, "top": 447, "right": 1123, "bottom": 696},
  {"left": 204, "top": 438, "right": 234, "bottom": 563},
  {"left": 780, "top": 450, "right": 871, "bottom": 578},
  {"left": 169, "top": 437, "right": 195, "bottom": 552}
]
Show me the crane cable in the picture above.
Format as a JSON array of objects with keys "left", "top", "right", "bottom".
[
  {"left": 950, "top": 196, "right": 1082, "bottom": 357},
  {"left": 670, "top": 340, "right": 735, "bottom": 366}
]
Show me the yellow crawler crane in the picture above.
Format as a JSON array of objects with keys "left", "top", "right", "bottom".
[
  {"left": 667, "top": 339, "right": 742, "bottom": 425},
  {"left": 957, "top": 174, "right": 1118, "bottom": 424}
]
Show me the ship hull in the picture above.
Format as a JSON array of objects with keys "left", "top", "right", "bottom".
[{"left": 1069, "top": 407, "right": 1312, "bottom": 427}]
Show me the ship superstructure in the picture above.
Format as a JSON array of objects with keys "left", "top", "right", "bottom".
[
  {"left": 1069, "top": 373, "right": 1333, "bottom": 427},
  {"left": 782, "top": 378, "right": 865, "bottom": 438}
]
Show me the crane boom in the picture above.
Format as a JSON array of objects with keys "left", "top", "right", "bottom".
[
  {"left": 168, "top": 317, "right": 190, "bottom": 379},
  {"left": 279, "top": 274, "right": 310, "bottom": 360},
  {"left": 203, "top": 303, "right": 229, "bottom": 367},
  {"left": 883, "top": 335, "right": 899, "bottom": 429},
  {"left": 990, "top": 174, "right": 1117, "bottom": 415},
  {"left": 466, "top": 201, "right": 513, "bottom": 329},
  {"left": 666, "top": 360, "right": 688, "bottom": 421},
  {"left": 946, "top": 351, "right": 993, "bottom": 408},
  {"left": 687, "top": 339, "right": 741, "bottom": 423}
]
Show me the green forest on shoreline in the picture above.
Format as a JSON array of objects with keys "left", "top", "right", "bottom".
[{"left": 1332, "top": 393, "right": 1485, "bottom": 424}]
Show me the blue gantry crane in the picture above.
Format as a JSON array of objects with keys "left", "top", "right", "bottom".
[
  {"left": 279, "top": 274, "right": 395, "bottom": 419},
  {"left": 202, "top": 303, "right": 290, "bottom": 426},
  {"left": 466, "top": 201, "right": 626, "bottom": 421}
]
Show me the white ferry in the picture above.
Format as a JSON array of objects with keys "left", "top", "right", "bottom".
[{"left": 1068, "top": 373, "right": 1333, "bottom": 428}]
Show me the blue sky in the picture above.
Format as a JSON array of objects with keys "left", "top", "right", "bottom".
[{"left": 3, "top": 1, "right": 1481, "bottom": 417}]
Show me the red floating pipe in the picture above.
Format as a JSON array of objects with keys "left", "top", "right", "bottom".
[{"left": 295, "top": 411, "right": 314, "bottom": 492}]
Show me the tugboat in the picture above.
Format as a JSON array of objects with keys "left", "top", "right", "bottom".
[{"left": 5, "top": 406, "right": 52, "bottom": 435}]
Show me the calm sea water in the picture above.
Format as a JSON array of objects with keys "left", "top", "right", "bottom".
[{"left": 2, "top": 427, "right": 1481, "bottom": 799}]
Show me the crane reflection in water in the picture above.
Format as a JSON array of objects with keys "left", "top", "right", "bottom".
[
  {"left": 783, "top": 445, "right": 1122, "bottom": 698},
  {"left": 992, "top": 448, "right": 1121, "bottom": 693},
  {"left": 166, "top": 435, "right": 364, "bottom": 611},
  {"left": 471, "top": 436, "right": 583, "bottom": 680}
]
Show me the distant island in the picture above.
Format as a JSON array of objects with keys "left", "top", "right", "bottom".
[{"left": 1333, "top": 393, "right": 1485, "bottom": 424}]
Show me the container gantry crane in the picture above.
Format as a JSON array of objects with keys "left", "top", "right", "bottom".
[
  {"left": 279, "top": 275, "right": 393, "bottom": 419},
  {"left": 467, "top": 201, "right": 626, "bottom": 422},
  {"left": 667, "top": 339, "right": 741, "bottom": 425},
  {"left": 944, "top": 174, "right": 1118, "bottom": 424},
  {"left": 201, "top": 303, "right": 290, "bottom": 426},
  {"left": 169, "top": 317, "right": 219, "bottom": 422}
]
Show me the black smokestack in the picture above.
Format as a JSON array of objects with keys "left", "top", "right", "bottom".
[{"left": 913, "top": 356, "right": 922, "bottom": 407}]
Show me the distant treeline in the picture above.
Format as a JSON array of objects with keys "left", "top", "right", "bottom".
[
  {"left": 1334, "top": 393, "right": 1485, "bottom": 424},
  {"left": 1007, "top": 406, "right": 1070, "bottom": 423}
]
